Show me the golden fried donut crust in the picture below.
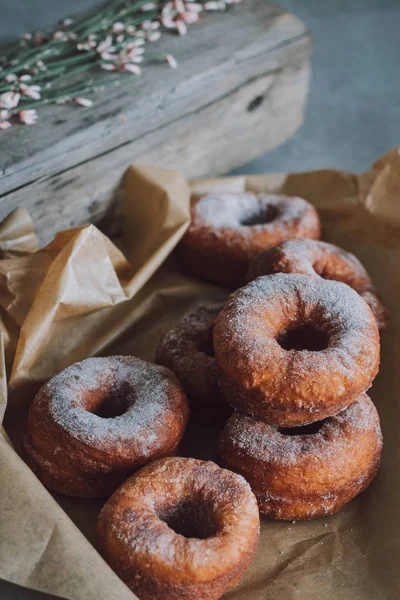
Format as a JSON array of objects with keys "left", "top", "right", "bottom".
[
  {"left": 23, "top": 356, "right": 189, "bottom": 498},
  {"left": 179, "top": 192, "right": 321, "bottom": 288},
  {"left": 213, "top": 274, "right": 380, "bottom": 426},
  {"left": 218, "top": 394, "right": 382, "bottom": 520},
  {"left": 97, "top": 457, "right": 260, "bottom": 600},
  {"left": 156, "top": 303, "right": 230, "bottom": 423},
  {"left": 247, "top": 238, "right": 388, "bottom": 330}
]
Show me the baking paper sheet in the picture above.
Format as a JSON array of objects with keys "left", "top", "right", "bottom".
[{"left": 1, "top": 150, "right": 400, "bottom": 600}]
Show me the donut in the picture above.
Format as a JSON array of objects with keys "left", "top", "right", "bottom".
[
  {"left": 97, "top": 457, "right": 260, "bottom": 600},
  {"left": 213, "top": 273, "right": 380, "bottom": 426},
  {"left": 23, "top": 356, "right": 189, "bottom": 498},
  {"left": 247, "top": 238, "right": 388, "bottom": 331},
  {"left": 218, "top": 393, "right": 382, "bottom": 520},
  {"left": 178, "top": 192, "right": 321, "bottom": 288},
  {"left": 156, "top": 303, "right": 230, "bottom": 423}
]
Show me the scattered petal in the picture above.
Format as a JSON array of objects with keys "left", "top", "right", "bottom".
[
  {"left": 5, "top": 74, "right": 17, "bottom": 83},
  {"left": 166, "top": 53, "right": 178, "bottom": 68},
  {"left": 63, "top": 18, "right": 74, "bottom": 26},
  {"left": 73, "top": 97, "right": 93, "bottom": 107}
]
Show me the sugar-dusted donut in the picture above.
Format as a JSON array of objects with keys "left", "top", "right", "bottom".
[
  {"left": 218, "top": 394, "right": 382, "bottom": 520},
  {"left": 97, "top": 457, "right": 260, "bottom": 600},
  {"left": 179, "top": 192, "right": 321, "bottom": 288},
  {"left": 23, "top": 356, "right": 189, "bottom": 498},
  {"left": 247, "top": 238, "right": 388, "bottom": 330},
  {"left": 213, "top": 274, "right": 380, "bottom": 426},
  {"left": 156, "top": 303, "right": 230, "bottom": 423}
]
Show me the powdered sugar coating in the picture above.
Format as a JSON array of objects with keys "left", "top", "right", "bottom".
[
  {"left": 44, "top": 356, "right": 181, "bottom": 449},
  {"left": 213, "top": 273, "right": 380, "bottom": 426},
  {"left": 179, "top": 192, "right": 321, "bottom": 288},
  {"left": 246, "top": 238, "right": 388, "bottom": 330},
  {"left": 192, "top": 192, "right": 318, "bottom": 234},
  {"left": 97, "top": 457, "right": 260, "bottom": 598},
  {"left": 156, "top": 303, "right": 229, "bottom": 421},
  {"left": 23, "top": 356, "right": 189, "bottom": 497},
  {"left": 218, "top": 394, "right": 383, "bottom": 520}
]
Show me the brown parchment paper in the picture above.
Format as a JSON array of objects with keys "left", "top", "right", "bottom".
[{"left": 1, "top": 149, "right": 400, "bottom": 600}]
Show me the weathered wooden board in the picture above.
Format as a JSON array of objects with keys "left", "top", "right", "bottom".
[{"left": 0, "top": 0, "right": 311, "bottom": 244}]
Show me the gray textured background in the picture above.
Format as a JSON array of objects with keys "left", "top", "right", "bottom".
[{"left": 1, "top": 0, "right": 400, "bottom": 174}]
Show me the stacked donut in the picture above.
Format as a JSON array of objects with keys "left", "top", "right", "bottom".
[
  {"left": 160, "top": 190, "right": 385, "bottom": 521},
  {"left": 21, "top": 190, "right": 386, "bottom": 600}
]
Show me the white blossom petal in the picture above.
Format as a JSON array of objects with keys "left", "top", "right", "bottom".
[
  {"left": 147, "top": 31, "right": 161, "bottom": 42},
  {"left": 122, "top": 63, "right": 142, "bottom": 75},
  {"left": 0, "top": 91, "right": 20, "bottom": 109},
  {"left": 182, "top": 11, "right": 200, "bottom": 23},
  {"left": 100, "top": 63, "right": 117, "bottom": 71},
  {"left": 176, "top": 18, "right": 188, "bottom": 35},
  {"left": 19, "top": 109, "right": 38, "bottom": 125},
  {"left": 166, "top": 53, "right": 178, "bottom": 68},
  {"left": 185, "top": 2, "right": 203, "bottom": 12},
  {"left": 73, "top": 97, "right": 93, "bottom": 107}
]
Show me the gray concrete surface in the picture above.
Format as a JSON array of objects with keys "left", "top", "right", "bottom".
[
  {"left": 1, "top": 0, "right": 400, "bottom": 174},
  {"left": 234, "top": 0, "right": 400, "bottom": 175}
]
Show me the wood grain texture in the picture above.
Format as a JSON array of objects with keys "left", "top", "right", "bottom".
[{"left": 0, "top": 0, "right": 311, "bottom": 244}]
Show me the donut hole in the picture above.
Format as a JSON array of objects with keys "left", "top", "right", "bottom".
[
  {"left": 84, "top": 384, "right": 131, "bottom": 419},
  {"left": 158, "top": 498, "right": 218, "bottom": 539},
  {"left": 240, "top": 205, "right": 278, "bottom": 226},
  {"left": 278, "top": 420, "right": 325, "bottom": 436},
  {"left": 277, "top": 323, "right": 329, "bottom": 351}
]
